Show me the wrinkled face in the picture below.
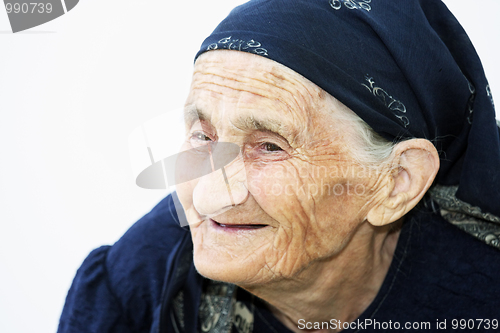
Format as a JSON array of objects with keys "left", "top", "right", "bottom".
[{"left": 177, "top": 50, "right": 383, "bottom": 286}]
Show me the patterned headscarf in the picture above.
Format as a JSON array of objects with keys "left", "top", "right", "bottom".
[{"left": 195, "top": 0, "right": 500, "bottom": 241}]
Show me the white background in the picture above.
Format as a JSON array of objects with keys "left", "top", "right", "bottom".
[{"left": 0, "top": 1, "right": 498, "bottom": 332}]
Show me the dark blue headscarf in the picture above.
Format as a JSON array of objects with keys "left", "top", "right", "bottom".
[{"left": 195, "top": 0, "right": 500, "bottom": 219}]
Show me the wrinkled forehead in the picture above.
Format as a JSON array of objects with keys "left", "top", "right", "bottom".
[
  {"left": 189, "top": 50, "right": 338, "bottom": 119},
  {"left": 187, "top": 50, "right": 360, "bottom": 149},
  {"left": 194, "top": 50, "right": 303, "bottom": 80}
]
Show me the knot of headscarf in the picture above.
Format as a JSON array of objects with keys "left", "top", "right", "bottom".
[{"left": 195, "top": 0, "right": 500, "bottom": 242}]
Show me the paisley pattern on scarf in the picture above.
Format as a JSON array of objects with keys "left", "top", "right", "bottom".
[
  {"left": 329, "top": 0, "right": 371, "bottom": 12},
  {"left": 207, "top": 37, "right": 268, "bottom": 56},
  {"left": 486, "top": 84, "right": 495, "bottom": 108},
  {"left": 362, "top": 75, "right": 409, "bottom": 127},
  {"left": 429, "top": 184, "right": 500, "bottom": 249},
  {"left": 465, "top": 78, "right": 476, "bottom": 124},
  {"left": 172, "top": 280, "right": 255, "bottom": 333}
]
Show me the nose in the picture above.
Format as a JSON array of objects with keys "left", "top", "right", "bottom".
[{"left": 192, "top": 156, "right": 248, "bottom": 217}]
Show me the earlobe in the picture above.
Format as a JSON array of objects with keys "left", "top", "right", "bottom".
[{"left": 367, "top": 139, "right": 440, "bottom": 226}]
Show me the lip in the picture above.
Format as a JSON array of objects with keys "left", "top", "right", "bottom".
[{"left": 209, "top": 218, "right": 269, "bottom": 232}]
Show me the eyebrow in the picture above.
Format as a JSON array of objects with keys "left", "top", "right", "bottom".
[
  {"left": 184, "top": 105, "right": 207, "bottom": 127},
  {"left": 183, "top": 105, "right": 301, "bottom": 144}
]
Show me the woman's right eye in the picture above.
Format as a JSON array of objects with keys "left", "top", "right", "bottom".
[
  {"left": 193, "top": 132, "right": 212, "bottom": 141},
  {"left": 189, "top": 131, "right": 213, "bottom": 146}
]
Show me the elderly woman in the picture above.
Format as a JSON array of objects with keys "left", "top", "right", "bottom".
[{"left": 59, "top": 0, "right": 500, "bottom": 332}]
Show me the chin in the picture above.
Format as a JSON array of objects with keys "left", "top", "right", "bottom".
[
  {"left": 192, "top": 244, "right": 263, "bottom": 284},
  {"left": 189, "top": 225, "right": 274, "bottom": 285}
]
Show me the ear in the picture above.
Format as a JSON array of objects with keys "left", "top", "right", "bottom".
[{"left": 366, "top": 139, "right": 439, "bottom": 226}]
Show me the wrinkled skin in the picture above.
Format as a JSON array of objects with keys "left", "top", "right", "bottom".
[{"left": 177, "top": 50, "right": 388, "bottom": 286}]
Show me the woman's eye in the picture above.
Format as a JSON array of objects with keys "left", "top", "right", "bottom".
[
  {"left": 263, "top": 142, "right": 283, "bottom": 152},
  {"left": 189, "top": 131, "right": 214, "bottom": 147},
  {"left": 192, "top": 132, "right": 212, "bottom": 142}
]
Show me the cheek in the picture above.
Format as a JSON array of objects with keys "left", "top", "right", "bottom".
[
  {"left": 246, "top": 160, "right": 350, "bottom": 215},
  {"left": 245, "top": 162, "right": 304, "bottom": 216},
  {"left": 246, "top": 160, "right": 371, "bottom": 259},
  {"left": 307, "top": 170, "right": 376, "bottom": 253},
  {"left": 245, "top": 162, "right": 332, "bottom": 255}
]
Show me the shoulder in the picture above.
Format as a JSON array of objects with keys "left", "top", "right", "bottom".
[
  {"left": 368, "top": 208, "right": 500, "bottom": 322},
  {"left": 409, "top": 208, "right": 500, "bottom": 288},
  {"left": 58, "top": 193, "right": 191, "bottom": 333},
  {"left": 105, "top": 194, "right": 191, "bottom": 328},
  {"left": 107, "top": 193, "right": 190, "bottom": 270}
]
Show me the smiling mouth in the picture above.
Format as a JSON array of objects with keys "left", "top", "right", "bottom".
[{"left": 210, "top": 219, "right": 268, "bottom": 229}]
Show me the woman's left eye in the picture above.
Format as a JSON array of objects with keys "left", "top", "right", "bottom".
[{"left": 262, "top": 142, "right": 283, "bottom": 152}]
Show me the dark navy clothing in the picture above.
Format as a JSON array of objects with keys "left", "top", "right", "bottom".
[
  {"left": 58, "top": 195, "right": 191, "bottom": 333},
  {"left": 58, "top": 194, "right": 500, "bottom": 332}
]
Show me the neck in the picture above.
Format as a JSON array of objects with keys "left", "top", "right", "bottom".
[{"left": 240, "top": 220, "right": 402, "bottom": 333}]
